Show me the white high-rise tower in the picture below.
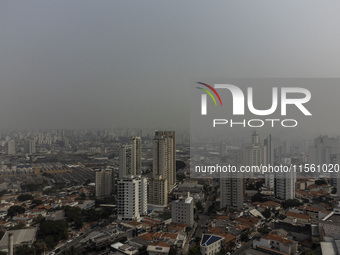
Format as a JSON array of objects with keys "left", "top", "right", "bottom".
[
  {"left": 117, "top": 176, "right": 147, "bottom": 221},
  {"left": 119, "top": 136, "right": 142, "bottom": 178}
]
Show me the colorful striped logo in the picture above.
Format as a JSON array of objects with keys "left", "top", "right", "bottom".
[{"left": 196, "top": 82, "right": 222, "bottom": 106}]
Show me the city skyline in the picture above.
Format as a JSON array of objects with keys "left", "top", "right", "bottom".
[{"left": 1, "top": 2, "right": 340, "bottom": 254}]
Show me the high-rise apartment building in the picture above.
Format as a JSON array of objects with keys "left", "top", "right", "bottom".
[
  {"left": 265, "top": 173, "right": 275, "bottom": 189},
  {"left": 131, "top": 136, "right": 142, "bottom": 175},
  {"left": 308, "top": 135, "right": 340, "bottom": 165},
  {"left": 220, "top": 171, "right": 244, "bottom": 209},
  {"left": 24, "top": 139, "right": 36, "bottom": 154},
  {"left": 242, "top": 132, "right": 265, "bottom": 177},
  {"left": 308, "top": 136, "right": 340, "bottom": 196},
  {"left": 148, "top": 131, "right": 175, "bottom": 206},
  {"left": 152, "top": 131, "right": 176, "bottom": 190},
  {"left": 264, "top": 135, "right": 274, "bottom": 189},
  {"left": 275, "top": 170, "right": 296, "bottom": 200},
  {"left": 95, "top": 169, "right": 114, "bottom": 197},
  {"left": 119, "top": 144, "right": 135, "bottom": 178},
  {"left": 7, "top": 140, "right": 15, "bottom": 155},
  {"left": 171, "top": 193, "right": 194, "bottom": 227},
  {"left": 148, "top": 177, "right": 168, "bottom": 206},
  {"left": 117, "top": 176, "right": 147, "bottom": 221},
  {"left": 119, "top": 136, "right": 142, "bottom": 178}
]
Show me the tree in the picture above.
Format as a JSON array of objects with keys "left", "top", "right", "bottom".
[
  {"left": 255, "top": 181, "right": 263, "bottom": 190},
  {"left": 258, "top": 227, "right": 270, "bottom": 235},
  {"left": 44, "top": 235, "right": 55, "bottom": 249},
  {"left": 0, "top": 190, "right": 7, "bottom": 198},
  {"left": 203, "top": 184, "right": 211, "bottom": 193},
  {"left": 177, "top": 173, "right": 186, "bottom": 181},
  {"left": 315, "top": 179, "right": 327, "bottom": 186},
  {"left": 7, "top": 205, "right": 25, "bottom": 217},
  {"left": 9, "top": 221, "right": 26, "bottom": 230},
  {"left": 33, "top": 214, "right": 45, "bottom": 224},
  {"left": 331, "top": 187, "right": 337, "bottom": 194},
  {"left": 262, "top": 208, "right": 271, "bottom": 219},
  {"left": 79, "top": 192, "right": 86, "bottom": 200},
  {"left": 82, "top": 208, "right": 101, "bottom": 222},
  {"left": 176, "top": 160, "right": 186, "bottom": 171},
  {"left": 15, "top": 244, "right": 34, "bottom": 255},
  {"left": 302, "top": 250, "right": 316, "bottom": 255},
  {"left": 196, "top": 201, "right": 204, "bottom": 213},
  {"left": 216, "top": 246, "right": 227, "bottom": 255},
  {"left": 208, "top": 205, "right": 215, "bottom": 214},
  {"left": 21, "top": 183, "right": 45, "bottom": 192},
  {"left": 169, "top": 245, "right": 178, "bottom": 255},
  {"left": 188, "top": 245, "right": 202, "bottom": 255},
  {"left": 281, "top": 199, "right": 301, "bottom": 209},
  {"left": 32, "top": 199, "right": 43, "bottom": 206},
  {"left": 74, "top": 216, "right": 84, "bottom": 229},
  {"left": 240, "top": 231, "right": 249, "bottom": 242},
  {"left": 39, "top": 219, "right": 68, "bottom": 248},
  {"left": 100, "top": 207, "right": 112, "bottom": 218},
  {"left": 138, "top": 246, "right": 147, "bottom": 255},
  {"left": 251, "top": 192, "right": 265, "bottom": 203},
  {"left": 95, "top": 196, "right": 115, "bottom": 206},
  {"left": 62, "top": 246, "right": 80, "bottom": 255},
  {"left": 247, "top": 183, "right": 255, "bottom": 190},
  {"left": 34, "top": 240, "right": 48, "bottom": 255},
  {"left": 17, "top": 194, "right": 34, "bottom": 201},
  {"left": 64, "top": 206, "right": 84, "bottom": 229}
]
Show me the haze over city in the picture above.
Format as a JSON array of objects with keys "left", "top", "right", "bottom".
[
  {"left": 2, "top": 2, "right": 340, "bottom": 255},
  {"left": 1, "top": 1, "right": 340, "bottom": 133}
]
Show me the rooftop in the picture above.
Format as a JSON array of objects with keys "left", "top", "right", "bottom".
[
  {"left": 286, "top": 211, "right": 311, "bottom": 221},
  {"left": 0, "top": 228, "right": 37, "bottom": 248},
  {"left": 262, "top": 234, "right": 293, "bottom": 245},
  {"left": 147, "top": 245, "right": 170, "bottom": 253},
  {"left": 200, "top": 234, "right": 223, "bottom": 247}
]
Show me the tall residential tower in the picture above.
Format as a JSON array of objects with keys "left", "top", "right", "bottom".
[{"left": 148, "top": 131, "right": 176, "bottom": 206}]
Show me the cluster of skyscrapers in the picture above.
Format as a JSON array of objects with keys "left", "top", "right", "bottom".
[
  {"left": 220, "top": 131, "right": 298, "bottom": 210},
  {"left": 95, "top": 131, "right": 176, "bottom": 221},
  {"left": 309, "top": 135, "right": 340, "bottom": 196}
]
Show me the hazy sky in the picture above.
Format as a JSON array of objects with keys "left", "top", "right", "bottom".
[{"left": 1, "top": 1, "right": 340, "bottom": 131}]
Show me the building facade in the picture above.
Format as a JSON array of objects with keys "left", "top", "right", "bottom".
[
  {"left": 119, "top": 136, "right": 142, "bottom": 178},
  {"left": 220, "top": 171, "right": 243, "bottom": 209},
  {"left": 7, "top": 140, "right": 15, "bottom": 155},
  {"left": 148, "top": 131, "right": 175, "bottom": 206},
  {"left": 95, "top": 168, "right": 114, "bottom": 197},
  {"left": 171, "top": 193, "right": 194, "bottom": 227},
  {"left": 275, "top": 170, "right": 296, "bottom": 200},
  {"left": 117, "top": 176, "right": 147, "bottom": 221},
  {"left": 148, "top": 177, "right": 168, "bottom": 206}
]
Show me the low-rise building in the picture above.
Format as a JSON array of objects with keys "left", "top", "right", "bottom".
[
  {"left": 253, "top": 233, "right": 298, "bottom": 255},
  {"left": 147, "top": 244, "right": 170, "bottom": 255},
  {"left": 286, "top": 211, "right": 311, "bottom": 224},
  {"left": 0, "top": 228, "right": 37, "bottom": 252},
  {"left": 319, "top": 202, "right": 340, "bottom": 241},
  {"left": 171, "top": 193, "right": 194, "bottom": 227},
  {"left": 200, "top": 234, "right": 224, "bottom": 255}
]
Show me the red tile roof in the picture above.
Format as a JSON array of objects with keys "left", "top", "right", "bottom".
[
  {"left": 262, "top": 234, "right": 294, "bottom": 245},
  {"left": 286, "top": 211, "right": 310, "bottom": 221}
]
